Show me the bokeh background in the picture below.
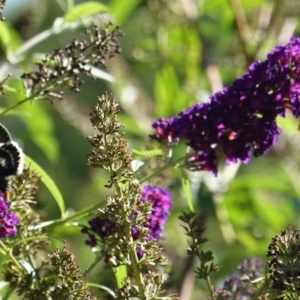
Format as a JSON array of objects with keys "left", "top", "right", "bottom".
[{"left": 1, "top": 0, "right": 300, "bottom": 298}]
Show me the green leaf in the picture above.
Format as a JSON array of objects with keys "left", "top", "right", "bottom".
[
  {"left": 113, "top": 265, "right": 127, "bottom": 288},
  {"left": 25, "top": 156, "right": 65, "bottom": 217},
  {"left": 0, "top": 108, "right": 31, "bottom": 117},
  {"left": 2, "top": 284, "right": 14, "bottom": 300},
  {"left": 155, "top": 64, "right": 187, "bottom": 117},
  {"left": 19, "top": 101, "right": 59, "bottom": 163},
  {"left": 132, "top": 149, "right": 164, "bottom": 157},
  {"left": 181, "top": 174, "right": 194, "bottom": 212},
  {"left": 3, "top": 79, "right": 59, "bottom": 163},
  {"left": 64, "top": 2, "right": 110, "bottom": 22},
  {"left": 110, "top": 0, "right": 141, "bottom": 25},
  {"left": 0, "top": 21, "right": 22, "bottom": 55},
  {"left": 87, "top": 282, "right": 116, "bottom": 297},
  {"left": 3, "top": 84, "right": 25, "bottom": 95}
]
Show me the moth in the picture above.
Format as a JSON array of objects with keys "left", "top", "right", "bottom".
[{"left": 0, "top": 124, "right": 24, "bottom": 198}]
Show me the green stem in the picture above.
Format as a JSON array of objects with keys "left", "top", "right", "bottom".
[
  {"left": 0, "top": 98, "right": 30, "bottom": 117},
  {"left": 139, "top": 155, "right": 186, "bottom": 183},
  {"left": 44, "top": 201, "right": 105, "bottom": 230},
  {"left": 106, "top": 135, "right": 146, "bottom": 298},
  {"left": 204, "top": 275, "right": 216, "bottom": 300},
  {"left": 0, "top": 240, "right": 25, "bottom": 273},
  {"left": 119, "top": 197, "right": 145, "bottom": 299}
]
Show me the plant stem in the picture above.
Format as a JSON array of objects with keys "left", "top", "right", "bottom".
[
  {"left": 139, "top": 155, "right": 186, "bottom": 183},
  {"left": 0, "top": 240, "right": 24, "bottom": 273},
  {"left": 228, "top": 0, "right": 252, "bottom": 64},
  {"left": 0, "top": 98, "right": 29, "bottom": 117},
  {"left": 114, "top": 184, "right": 146, "bottom": 299},
  {"left": 205, "top": 275, "right": 216, "bottom": 300},
  {"left": 43, "top": 201, "right": 106, "bottom": 230},
  {"left": 103, "top": 129, "right": 146, "bottom": 298}
]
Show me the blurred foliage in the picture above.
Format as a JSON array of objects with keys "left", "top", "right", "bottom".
[{"left": 1, "top": 0, "right": 300, "bottom": 298}]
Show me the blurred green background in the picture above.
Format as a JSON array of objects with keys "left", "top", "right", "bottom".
[{"left": 1, "top": 0, "right": 300, "bottom": 298}]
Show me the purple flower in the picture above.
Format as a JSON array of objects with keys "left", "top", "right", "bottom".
[
  {"left": 206, "top": 258, "right": 265, "bottom": 300},
  {"left": 83, "top": 185, "right": 172, "bottom": 249},
  {"left": 82, "top": 218, "right": 117, "bottom": 247},
  {"left": 139, "top": 185, "right": 172, "bottom": 240},
  {"left": 0, "top": 195, "right": 19, "bottom": 238},
  {"left": 152, "top": 37, "right": 300, "bottom": 175}
]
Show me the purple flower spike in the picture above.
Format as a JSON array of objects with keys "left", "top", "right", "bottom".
[
  {"left": 83, "top": 185, "right": 172, "bottom": 252},
  {"left": 139, "top": 185, "right": 172, "bottom": 240},
  {"left": 0, "top": 195, "right": 19, "bottom": 238},
  {"left": 152, "top": 37, "right": 300, "bottom": 175}
]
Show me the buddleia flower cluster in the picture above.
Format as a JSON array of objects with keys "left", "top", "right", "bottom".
[
  {"left": 2, "top": 168, "right": 97, "bottom": 299},
  {"left": 85, "top": 93, "right": 175, "bottom": 299},
  {"left": 152, "top": 37, "right": 300, "bottom": 175},
  {"left": 206, "top": 258, "right": 265, "bottom": 300},
  {"left": 267, "top": 229, "right": 300, "bottom": 299},
  {"left": 83, "top": 184, "right": 172, "bottom": 260},
  {"left": 21, "top": 25, "right": 122, "bottom": 102},
  {"left": 0, "top": 194, "right": 19, "bottom": 238}
]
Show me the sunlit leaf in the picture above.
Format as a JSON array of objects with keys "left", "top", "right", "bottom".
[
  {"left": 131, "top": 159, "right": 145, "bottom": 171},
  {"left": 64, "top": 2, "right": 110, "bottom": 22},
  {"left": 155, "top": 64, "right": 187, "bottom": 117},
  {"left": 113, "top": 265, "right": 127, "bottom": 288},
  {"left": 110, "top": 0, "right": 140, "bottom": 25},
  {"left": 181, "top": 174, "right": 194, "bottom": 212},
  {"left": 0, "top": 21, "right": 22, "bottom": 55},
  {"left": 2, "top": 284, "right": 13, "bottom": 300},
  {"left": 87, "top": 282, "right": 116, "bottom": 297},
  {"left": 25, "top": 156, "right": 65, "bottom": 217},
  {"left": 19, "top": 101, "right": 59, "bottom": 163},
  {"left": 132, "top": 149, "right": 164, "bottom": 157},
  {"left": 3, "top": 84, "right": 25, "bottom": 95}
]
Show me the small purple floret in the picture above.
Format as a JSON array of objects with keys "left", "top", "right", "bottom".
[
  {"left": 139, "top": 185, "right": 172, "bottom": 240},
  {"left": 152, "top": 37, "right": 300, "bottom": 174},
  {"left": 206, "top": 258, "right": 264, "bottom": 299},
  {"left": 83, "top": 185, "right": 172, "bottom": 252},
  {"left": 0, "top": 195, "right": 19, "bottom": 238}
]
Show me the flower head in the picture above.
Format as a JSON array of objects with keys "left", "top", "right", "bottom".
[
  {"left": 139, "top": 185, "right": 172, "bottom": 240},
  {"left": 83, "top": 185, "right": 172, "bottom": 249},
  {"left": 152, "top": 37, "right": 300, "bottom": 175},
  {"left": 267, "top": 229, "right": 300, "bottom": 293},
  {"left": 0, "top": 194, "right": 19, "bottom": 237},
  {"left": 206, "top": 258, "right": 265, "bottom": 300}
]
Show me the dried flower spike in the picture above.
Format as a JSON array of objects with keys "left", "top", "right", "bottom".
[
  {"left": 82, "top": 185, "right": 172, "bottom": 259},
  {"left": 21, "top": 26, "right": 123, "bottom": 102},
  {"left": 267, "top": 229, "right": 300, "bottom": 297}
]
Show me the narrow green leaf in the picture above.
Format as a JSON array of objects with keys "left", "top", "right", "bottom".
[
  {"left": 181, "top": 175, "right": 194, "bottom": 212},
  {"left": 0, "top": 108, "right": 31, "bottom": 117},
  {"left": 132, "top": 149, "right": 164, "bottom": 157},
  {"left": 25, "top": 156, "right": 65, "bottom": 217},
  {"left": 113, "top": 265, "right": 127, "bottom": 288},
  {"left": 2, "top": 285, "right": 14, "bottom": 300},
  {"left": 3, "top": 85, "right": 25, "bottom": 95},
  {"left": 0, "top": 21, "right": 22, "bottom": 55},
  {"left": 87, "top": 282, "right": 116, "bottom": 297},
  {"left": 110, "top": 0, "right": 140, "bottom": 25},
  {"left": 64, "top": 2, "right": 110, "bottom": 22},
  {"left": 19, "top": 101, "right": 59, "bottom": 163},
  {"left": 3, "top": 79, "right": 59, "bottom": 163},
  {"left": 155, "top": 64, "right": 185, "bottom": 116}
]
